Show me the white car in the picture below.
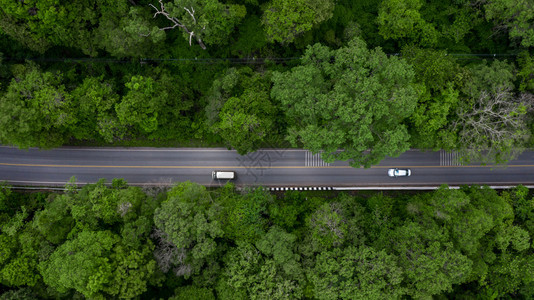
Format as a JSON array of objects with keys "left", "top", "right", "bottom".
[{"left": 388, "top": 168, "right": 411, "bottom": 177}]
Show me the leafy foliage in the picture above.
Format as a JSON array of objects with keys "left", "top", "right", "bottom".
[
  {"left": 401, "top": 46, "right": 464, "bottom": 149},
  {"left": 0, "top": 181, "right": 534, "bottom": 298},
  {"left": 32, "top": 195, "right": 74, "bottom": 244},
  {"left": 309, "top": 246, "right": 404, "bottom": 299},
  {"left": 219, "top": 187, "right": 271, "bottom": 243},
  {"left": 0, "top": 0, "right": 531, "bottom": 168},
  {"left": 220, "top": 228, "right": 304, "bottom": 300},
  {"left": 271, "top": 37, "right": 419, "bottom": 167},
  {"left": 96, "top": 6, "right": 167, "bottom": 58},
  {"left": 39, "top": 230, "right": 119, "bottom": 297},
  {"left": 70, "top": 77, "right": 122, "bottom": 142},
  {"left": 0, "top": 0, "right": 136, "bottom": 56},
  {"left": 377, "top": 0, "right": 439, "bottom": 47},
  {"left": 262, "top": 0, "right": 334, "bottom": 44},
  {"left": 12, "top": 180, "right": 161, "bottom": 299},
  {"left": 483, "top": 0, "right": 534, "bottom": 47},
  {"left": 117, "top": 75, "right": 164, "bottom": 133},
  {"left": 207, "top": 67, "right": 277, "bottom": 154},
  {"left": 1, "top": 0, "right": 534, "bottom": 296},
  {"left": 153, "top": 181, "right": 223, "bottom": 277},
  {"left": 0, "top": 64, "right": 74, "bottom": 148},
  {"left": 518, "top": 51, "right": 534, "bottom": 92}
]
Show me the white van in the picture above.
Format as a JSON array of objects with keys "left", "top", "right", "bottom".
[{"left": 212, "top": 171, "right": 236, "bottom": 180}]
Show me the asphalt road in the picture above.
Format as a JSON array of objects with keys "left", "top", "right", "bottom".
[{"left": 1, "top": 146, "right": 534, "bottom": 187}]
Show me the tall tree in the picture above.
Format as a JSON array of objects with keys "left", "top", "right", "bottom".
[
  {"left": 0, "top": 232, "right": 41, "bottom": 288},
  {"left": 506, "top": 185, "right": 534, "bottom": 236},
  {"left": 483, "top": 0, "right": 534, "bottom": 47},
  {"left": 0, "top": 0, "right": 136, "bottom": 56},
  {"left": 39, "top": 229, "right": 158, "bottom": 298},
  {"left": 216, "top": 94, "right": 274, "bottom": 154},
  {"left": 401, "top": 46, "right": 465, "bottom": 149},
  {"left": 116, "top": 75, "right": 165, "bottom": 134},
  {"left": 271, "top": 38, "right": 419, "bottom": 168},
  {"left": 261, "top": 0, "right": 334, "bottom": 44},
  {"left": 219, "top": 187, "right": 271, "bottom": 243},
  {"left": 32, "top": 194, "right": 74, "bottom": 245},
  {"left": 219, "top": 228, "right": 304, "bottom": 300},
  {"left": 39, "top": 230, "right": 119, "bottom": 297},
  {"left": 308, "top": 246, "right": 405, "bottom": 300},
  {"left": 450, "top": 60, "right": 534, "bottom": 164},
  {"left": 116, "top": 68, "right": 194, "bottom": 140},
  {"left": 517, "top": 51, "right": 534, "bottom": 92},
  {"left": 0, "top": 64, "right": 74, "bottom": 149},
  {"left": 105, "top": 242, "right": 159, "bottom": 299},
  {"left": 64, "top": 178, "right": 147, "bottom": 229},
  {"left": 377, "top": 0, "right": 439, "bottom": 47},
  {"left": 425, "top": 187, "right": 494, "bottom": 256},
  {"left": 96, "top": 6, "right": 167, "bottom": 58},
  {"left": 207, "top": 68, "right": 276, "bottom": 154},
  {"left": 306, "top": 202, "right": 348, "bottom": 250},
  {"left": 153, "top": 181, "right": 223, "bottom": 277},
  {"left": 71, "top": 77, "right": 123, "bottom": 142},
  {"left": 382, "top": 221, "right": 472, "bottom": 298}
]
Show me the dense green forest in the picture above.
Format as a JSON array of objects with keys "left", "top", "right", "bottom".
[
  {"left": 0, "top": 180, "right": 533, "bottom": 299},
  {"left": 2, "top": 1, "right": 534, "bottom": 299},
  {"left": 0, "top": 0, "right": 533, "bottom": 166}
]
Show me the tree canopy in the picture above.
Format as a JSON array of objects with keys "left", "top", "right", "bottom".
[
  {"left": 0, "top": 0, "right": 532, "bottom": 167},
  {"left": 1, "top": 181, "right": 534, "bottom": 298},
  {"left": 271, "top": 37, "right": 419, "bottom": 167},
  {"left": 1, "top": 0, "right": 534, "bottom": 297}
]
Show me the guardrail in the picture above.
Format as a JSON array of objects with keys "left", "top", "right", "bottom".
[{"left": 5, "top": 184, "right": 534, "bottom": 192}]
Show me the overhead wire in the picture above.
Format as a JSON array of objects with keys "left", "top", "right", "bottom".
[{"left": 2, "top": 53, "right": 519, "bottom": 64}]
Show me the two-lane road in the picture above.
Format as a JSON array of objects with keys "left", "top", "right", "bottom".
[{"left": 1, "top": 146, "right": 534, "bottom": 187}]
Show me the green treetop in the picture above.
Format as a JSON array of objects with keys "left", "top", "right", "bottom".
[{"left": 271, "top": 37, "right": 419, "bottom": 168}]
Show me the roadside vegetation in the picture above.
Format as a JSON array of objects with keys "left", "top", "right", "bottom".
[
  {"left": 0, "top": 180, "right": 533, "bottom": 298},
  {"left": 0, "top": 0, "right": 533, "bottom": 165}
]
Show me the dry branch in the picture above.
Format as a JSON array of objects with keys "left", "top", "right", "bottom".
[
  {"left": 148, "top": 0, "right": 206, "bottom": 49},
  {"left": 453, "top": 88, "right": 534, "bottom": 163}
]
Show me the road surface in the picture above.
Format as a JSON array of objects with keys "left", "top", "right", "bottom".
[{"left": 1, "top": 146, "right": 534, "bottom": 187}]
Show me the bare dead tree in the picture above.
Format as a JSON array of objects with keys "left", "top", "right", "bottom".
[
  {"left": 173, "top": 264, "right": 192, "bottom": 277},
  {"left": 151, "top": 229, "right": 191, "bottom": 276},
  {"left": 309, "top": 202, "right": 346, "bottom": 246},
  {"left": 453, "top": 89, "right": 534, "bottom": 164},
  {"left": 142, "top": 177, "right": 172, "bottom": 198},
  {"left": 469, "top": 0, "right": 488, "bottom": 10},
  {"left": 117, "top": 201, "right": 132, "bottom": 217},
  {"left": 148, "top": 0, "right": 206, "bottom": 49}
]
